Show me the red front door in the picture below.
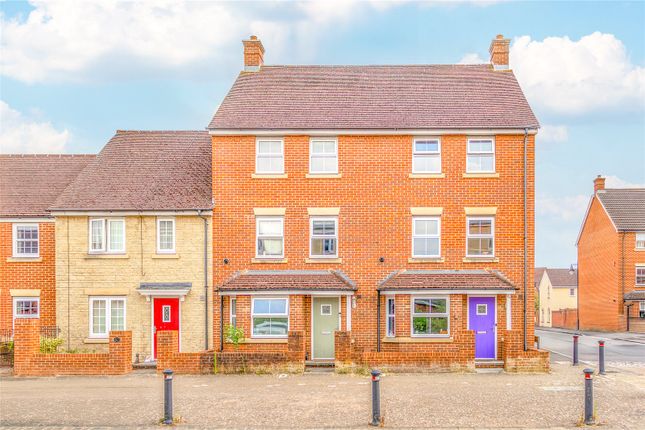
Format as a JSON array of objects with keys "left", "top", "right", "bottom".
[{"left": 153, "top": 298, "right": 179, "bottom": 358}]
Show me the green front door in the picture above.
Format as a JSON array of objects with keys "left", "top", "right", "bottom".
[{"left": 312, "top": 297, "right": 339, "bottom": 359}]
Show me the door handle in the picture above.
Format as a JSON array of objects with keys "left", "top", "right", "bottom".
[{"left": 321, "top": 331, "right": 331, "bottom": 335}]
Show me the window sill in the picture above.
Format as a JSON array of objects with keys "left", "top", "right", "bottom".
[
  {"left": 409, "top": 173, "right": 445, "bottom": 179},
  {"left": 462, "top": 173, "right": 500, "bottom": 178},
  {"left": 152, "top": 254, "right": 179, "bottom": 259},
  {"left": 239, "top": 338, "right": 288, "bottom": 344},
  {"left": 305, "top": 173, "right": 342, "bottom": 179},
  {"left": 251, "top": 258, "right": 288, "bottom": 264},
  {"left": 305, "top": 258, "right": 342, "bottom": 264},
  {"left": 408, "top": 257, "right": 444, "bottom": 263},
  {"left": 84, "top": 338, "right": 109, "bottom": 344},
  {"left": 6, "top": 257, "right": 42, "bottom": 263},
  {"left": 85, "top": 254, "right": 129, "bottom": 259},
  {"left": 383, "top": 337, "right": 453, "bottom": 343},
  {"left": 251, "top": 173, "right": 288, "bottom": 179},
  {"left": 635, "top": 248, "right": 645, "bottom": 252},
  {"left": 463, "top": 257, "right": 499, "bottom": 263}
]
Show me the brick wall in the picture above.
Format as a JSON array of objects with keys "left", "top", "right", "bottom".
[
  {"left": 211, "top": 134, "right": 536, "bottom": 361},
  {"left": 551, "top": 308, "right": 578, "bottom": 330},
  {"left": 12, "top": 318, "right": 131, "bottom": 376},
  {"left": 0, "top": 221, "right": 56, "bottom": 333},
  {"left": 501, "top": 329, "right": 549, "bottom": 373}
]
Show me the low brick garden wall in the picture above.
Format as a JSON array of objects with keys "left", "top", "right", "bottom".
[
  {"left": 13, "top": 319, "right": 132, "bottom": 376},
  {"left": 501, "top": 329, "right": 550, "bottom": 373}
]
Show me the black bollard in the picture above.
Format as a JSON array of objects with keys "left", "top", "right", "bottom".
[
  {"left": 573, "top": 334, "right": 579, "bottom": 366},
  {"left": 583, "top": 368, "right": 595, "bottom": 425},
  {"left": 163, "top": 369, "right": 174, "bottom": 425},
  {"left": 370, "top": 369, "right": 381, "bottom": 426},
  {"left": 598, "top": 340, "right": 606, "bottom": 375}
]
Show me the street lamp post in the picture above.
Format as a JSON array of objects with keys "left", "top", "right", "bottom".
[{"left": 570, "top": 263, "right": 579, "bottom": 331}]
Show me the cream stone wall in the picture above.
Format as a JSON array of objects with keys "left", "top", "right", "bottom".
[
  {"left": 538, "top": 273, "right": 577, "bottom": 328},
  {"left": 55, "top": 215, "right": 212, "bottom": 360}
]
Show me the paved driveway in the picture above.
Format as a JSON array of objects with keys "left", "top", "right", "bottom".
[
  {"left": 536, "top": 328, "right": 645, "bottom": 365},
  {"left": 1, "top": 363, "right": 644, "bottom": 429}
]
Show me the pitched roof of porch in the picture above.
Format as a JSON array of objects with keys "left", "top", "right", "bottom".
[
  {"left": 378, "top": 269, "right": 517, "bottom": 292},
  {"left": 218, "top": 270, "right": 356, "bottom": 294},
  {"left": 624, "top": 291, "right": 645, "bottom": 301}
]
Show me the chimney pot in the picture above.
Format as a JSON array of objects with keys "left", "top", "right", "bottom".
[
  {"left": 594, "top": 175, "right": 606, "bottom": 193},
  {"left": 489, "top": 34, "right": 510, "bottom": 71},
  {"left": 242, "top": 35, "right": 265, "bottom": 72}
]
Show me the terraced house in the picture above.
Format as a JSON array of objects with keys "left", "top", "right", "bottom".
[
  {"left": 49, "top": 131, "right": 213, "bottom": 360},
  {"left": 209, "top": 35, "right": 548, "bottom": 371}
]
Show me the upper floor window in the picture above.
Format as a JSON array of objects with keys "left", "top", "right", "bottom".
[
  {"left": 412, "top": 138, "right": 441, "bottom": 174},
  {"left": 13, "top": 297, "right": 39, "bottom": 319},
  {"left": 412, "top": 217, "right": 440, "bottom": 258},
  {"left": 310, "top": 217, "right": 338, "bottom": 258},
  {"left": 636, "top": 267, "right": 645, "bottom": 286},
  {"left": 157, "top": 218, "right": 176, "bottom": 253},
  {"left": 309, "top": 138, "right": 338, "bottom": 174},
  {"left": 256, "top": 217, "right": 284, "bottom": 258},
  {"left": 636, "top": 233, "right": 645, "bottom": 249},
  {"left": 569, "top": 288, "right": 575, "bottom": 297},
  {"left": 89, "top": 296, "right": 126, "bottom": 338},
  {"left": 89, "top": 218, "right": 125, "bottom": 254},
  {"left": 256, "top": 139, "right": 284, "bottom": 174},
  {"left": 12, "top": 223, "right": 39, "bottom": 257},
  {"left": 467, "top": 138, "right": 495, "bottom": 173},
  {"left": 466, "top": 217, "right": 495, "bottom": 257}
]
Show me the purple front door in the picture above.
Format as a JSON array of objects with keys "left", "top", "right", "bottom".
[{"left": 469, "top": 297, "right": 496, "bottom": 359}]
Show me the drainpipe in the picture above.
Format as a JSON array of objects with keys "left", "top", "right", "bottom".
[
  {"left": 198, "top": 210, "right": 209, "bottom": 350},
  {"left": 523, "top": 128, "right": 528, "bottom": 351},
  {"left": 66, "top": 218, "right": 71, "bottom": 350},
  {"left": 376, "top": 290, "right": 381, "bottom": 352},
  {"left": 621, "top": 232, "right": 625, "bottom": 328},
  {"left": 219, "top": 295, "right": 224, "bottom": 352}
]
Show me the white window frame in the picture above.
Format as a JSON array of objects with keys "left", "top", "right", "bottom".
[
  {"left": 412, "top": 138, "right": 441, "bottom": 174},
  {"left": 89, "top": 296, "right": 126, "bottom": 338},
  {"left": 320, "top": 304, "right": 332, "bottom": 315},
  {"left": 251, "top": 297, "right": 289, "bottom": 338},
  {"left": 13, "top": 297, "right": 40, "bottom": 319},
  {"left": 88, "top": 218, "right": 126, "bottom": 254},
  {"left": 230, "top": 297, "right": 237, "bottom": 327},
  {"left": 12, "top": 223, "right": 40, "bottom": 258},
  {"left": 255, "top": 138, "right": 284, "bottom": 174},
  {"left": 386, "top": 297, "right": 395, "bottom": 337},
  {"left": 476, "top": 304, "right": 488, "bottom": 315},
  {"left": 156, "top": 218, "right": 176, "bottom": 254},
  {"left": 412, "top": 217, "right": 441, "bottom": 258},
  {"left": 636, "top": 233, "right": 645, "bottom": 249},
  {"left": 309, "top": 217, "right": 338, "bottom": 259},
  {"left": 309, "top": 138, "right": 338, "bottom": 174},
  {"left": 162, "top": 305, "right": 172, "bottom": 323},
  {"left": 466, "top": 137, "right": 496, "bottom": 173},
  {"left": 640, "top": 302, "right": 645, "bottom": 318},
  {"left": 256, "top": 216, "right": 284, "bottom": 259},
  {"left": 466, "top": 216, "right": 495, "bottom": 258},
  {"left": 410, "top": 296, "right": 450, "bottom": 338},
  {"left": 636, "top": 267, "right": 645, "bottom": 286}
]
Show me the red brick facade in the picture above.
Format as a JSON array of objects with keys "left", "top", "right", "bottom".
[{"left": 0, "top": 221, "right": 56, "bottom": 334}]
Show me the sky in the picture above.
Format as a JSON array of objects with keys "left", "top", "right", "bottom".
[{"left": 0, "top": 0, "right": 644, "bottom": 268}]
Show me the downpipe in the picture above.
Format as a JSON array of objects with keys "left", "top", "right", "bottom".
[
  {"left": 198, "top": 210, "right": 209, "bottom": 350},
  {"left": 523, "top": 127, "right": 528, "bottom": 351}
]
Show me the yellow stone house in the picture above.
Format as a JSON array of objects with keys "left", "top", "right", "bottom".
[
  {"left": 50, "top": 131, "right": 212, "bottom": 362},
  {"left": 537, "top": 267, "right": 578, "bottom": 328}
]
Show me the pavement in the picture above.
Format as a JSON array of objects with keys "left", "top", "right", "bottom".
[
  {"left": 536, "top": 327, "right": 645, "bottom": 366},
  {"left": 1, "top": 362, "right": 644, "bottom": 429}
]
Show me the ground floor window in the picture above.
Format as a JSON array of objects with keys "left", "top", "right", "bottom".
[
  {"left": 251, "top": 297, "right": 288, "bottom": 337},
  {"left": 89, "top": 297, "right": 126, "bottom": 338},
  {"left": 230, "top": 297, "right": 237, "bottom": 327},
  {"left": 411, "top": 297, "right": 449, "bottom": 337},
  {"left": 386, "top": 297, "right": 395, "bottom": 337},
  {"left": 640, "top": 302, "right": 645, "bottom": 318},
  {"left": 13, "top": 297, "right": 40, "bottom": 319}
]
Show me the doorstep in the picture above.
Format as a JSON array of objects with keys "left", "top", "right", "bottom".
[
  {"left": 132, "top": 361, "right": 157, "bottom": 370},
  {"left": 305, "top": 360, "right": 335, "bottom": 373},
  {"left": 474, "top": 359, "right": 504, "bottom": 373}
]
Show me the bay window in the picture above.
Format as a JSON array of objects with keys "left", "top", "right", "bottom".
[
  {"left": 411, "top": 297, "right": 449, "bottom": 337},
  {"left": 251, "top": 298, "right": 288, "bottom": 337}
]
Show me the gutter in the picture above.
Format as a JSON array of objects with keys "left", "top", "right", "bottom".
[{"left": 197, "top": 210, "right": 209, "bottom": 350}]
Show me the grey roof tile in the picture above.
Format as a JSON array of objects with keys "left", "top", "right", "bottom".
[{"left": 597, "top": 189, "right": 645, "bottom": 231}]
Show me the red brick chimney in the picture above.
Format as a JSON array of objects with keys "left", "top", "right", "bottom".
[
  {"left": 243, "top": 35, "right": 264, "bottom": 72},
  {"left": 594, "top": 175, "right": 606, "bottom": 193},
  {"left": 489, "top": 34, "right": 510, "bottom": 70}
]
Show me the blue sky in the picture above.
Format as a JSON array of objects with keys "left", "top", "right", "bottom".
[{"left": 1, "top": 1, "right": 644, "bottom": 268}]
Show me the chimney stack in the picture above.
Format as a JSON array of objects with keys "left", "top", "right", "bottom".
[
  {"left": 594, "top": 175, "right": 606, "bottom": 193},
  {"left": 243, "top": 35, "right": 264, "bottom": 72},
  {"left": 489, "top": 34, "right": 510, "bottom": 70}
]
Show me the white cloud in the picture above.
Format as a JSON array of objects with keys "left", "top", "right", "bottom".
[
  {"left": 605, "top": 175, "right": 645, "bottom": 189},
  {"left": 0, "top": 100, "right": 69, "bottom": 153},
  {"left": 458, "top": 53, "right": 486, "bottom": 64},
  {"left": 538, "top": 124, "right": 568, "bottom": 143},
  {"left": 511, "top": 32, "right": 645, "bottom": 115},
  {"left": 537, "top": 194, "right": 589, "bottom": 222}
]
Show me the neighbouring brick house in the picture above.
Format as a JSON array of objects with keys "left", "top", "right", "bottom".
[
  {"left": 208, "top": 35, "right": 548, "bottom": 371},
  {"left": 577, "top": 176, "right": 645, "bottom": 333},
  {"left": 49, "top": 131, "right": 213, "bottom": 360},
  {"left": 536, "top": 268, "right": 577, "bottom": 328},
  {"left": 0, "top": 154, "right": 94, "bottom": 337}
]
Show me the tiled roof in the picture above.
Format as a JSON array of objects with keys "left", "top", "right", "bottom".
[
  {"left": 52, "top": 131, "right": 212, "bottom": 211},
  {"left": 624, "top": 291, "right": 645, "bottom": 301},
  {"left": 0, "top": 154, "right": 95, "bottom": 217},
  {"left": 138, "top": 283, "right": 192, "bottom": 290},
  {"left": 209, "top": 65, "right": 539, "bottom": 130},
  {"left": 378, "top": 269, "right": 517, "bottom": 291},
  {"left": 545, "top": 268, "right": 577, "bottom": 287},
  {"left": 219, "top": 270, "right": 356, "bottom": 292},
  {"left": 597, "top": 189, "right": 645, "bottom": 231}
]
